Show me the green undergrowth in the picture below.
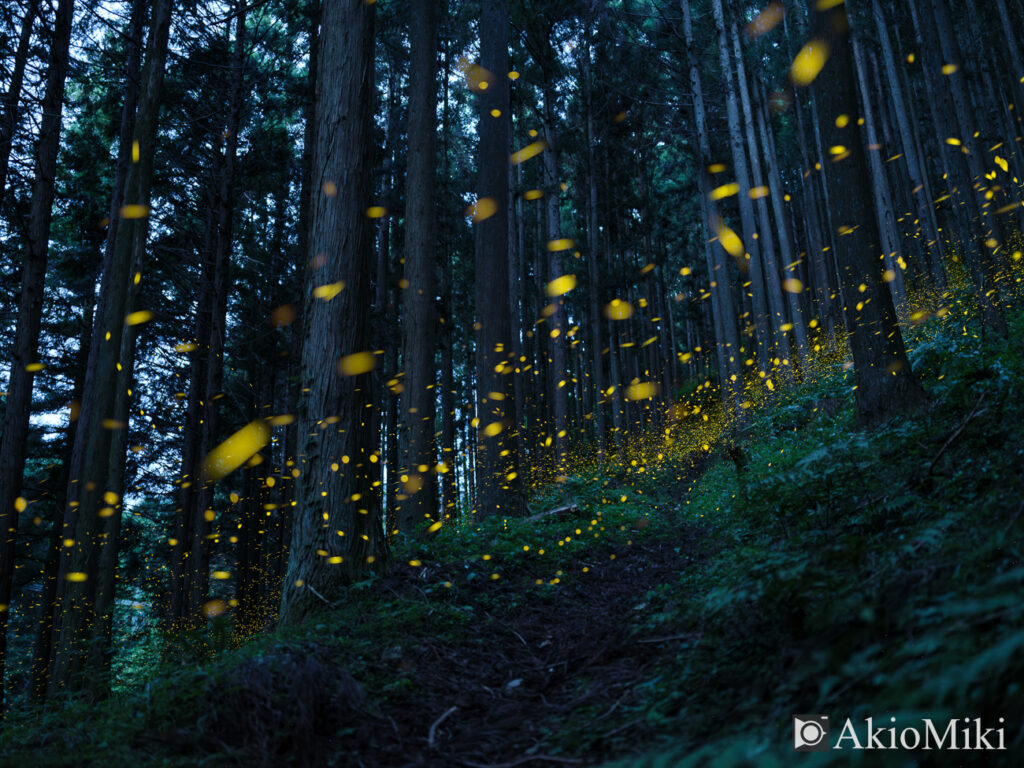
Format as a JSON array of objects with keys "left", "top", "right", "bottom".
[
  {"left": 3, "top": 293, "right": 1023, "bottom": 767},
  {"left": 586, "top": 300, "right": 1024, "bottom": 766}
]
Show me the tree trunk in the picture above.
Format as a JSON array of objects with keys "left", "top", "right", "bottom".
[
  {"left": 731, "top": 21, "right": 794, "bottom": 379},
  {"left": 808, "top": 0, "right": 924, "bottom": 425},
  {"left": 187, "top": 0, "right": 248, "bottom": 623},
  {"left": 0, "top": 0, "right": 41, "bottom": 197},
  {"left": 0, "top": 0, "right": 75, "bottom": 711},
  {"left": 50, "top": 0, "right": 172, "bottom": 697},
  {"left": 681, "top": 0, "right": 742, "bottom": 409},
  {"left": 711, "top": 0, "right": 771, "bottom": 377},
  {"left": 871, "top": 0, "right": 947, "bottom": 285},
  {"left": 29, "top": 286, "right": 94, "bottom": 703},
  {"left": 851, "top": 34, "right": 907, "bottom": 310},
  {"left": 541, "top": 79, "right": 569, "bottom": 469},
  {"left": 279, "top": 0, "right": 389, "bottom": 624},
  {"left": 398, "top": 0, "right": 439, "bottom": 532},
  {"left": 911, "top": 0, "right": 1007, "bottom": 335},
  {"left": 584, "top": 82, "right": 606, "bottom": 456},
  {"left": 754, "top": 76, "right": 810, "bottom": 367},
  {"left": 473, "top": 0, "right": 519, "bottom": 518}
]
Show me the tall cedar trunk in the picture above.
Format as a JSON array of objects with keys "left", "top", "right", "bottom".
[
  {"left": 473, "top": 0, "right": 519, "bottom": 518},
  {"left": 963, "top": 0, "right": 1024, "bottom": 233},
  {"left": 263, "top": 185, "right": 291, "bottom": 626},
  {"left": 867, "top": 46, "right": 929, "bottom": 285},
  {"left": 711, "top": 0, "right": 770, "bottom": 376},
  {"left": 102, "top": 0, "right": 148, "bottom": 271},
  {"left": 438, "top": 16, "right": 457, "bottom": 518},
  {"left": 910, "top": 0, "right": 1007, "bottom": 335},
  {"left": 808, "top": 0, "right": 924, "bottom": 425},
  {"left": 730, "top": 21, "right": 794, "bottom": 378},
  {"left": 297, "top": 0, "right": 320, "bottom": 270},
  {"left": 791, "top": 72, "right": 838, "bottom": 334},
  {"left": 29, "top": 287, "right": 94, "bottom": 703},
  {"left": 584, "top": 59, "right": 606, "bottom": 457},
  {"left": 279, "top": 0, "right": 388, "bottom": 624},
  {"left": 90, "top": 316, "right": 138, "bottom": 684},
  {"left": 397, "top": 0, "right": 439, "bottom": 532},
  {"left": 927, "top": 0, "right": 1009, "bottom": 334},
  {"left": 871, "top": 0, "right": 946, "bottom": 284},
  {"left": 0, "top": 0, "right": 40, "bottom": 197},
  {"left": 50, "top": 0, "right": 172, "bottom": 697},
  {"left": 994, "top": 0, "right": 1024, "bottom": 161},
  {"left": 380, "top": 54, "right": 399, "bottom": 525},
  {"left": 169, "top": 199, "right": 217, "bottom": 629},
  {"left": 439, "top": 275, "right": 457, "bottom": 516},
  {"left": 511, "top": 164, "right": 528, "bottom": 485},
  {"left": 541, "top": 71, "right": 569, "bottom": 468},
  {"left": 0, "top": 0, "right": 75, "bottom": 711},
  {"left": 753, "top": 77, "right": 810, "bottom": 367},
  {"left": 187, "top": 0, "right": 248, "bottom": 624},
  {"left": 851, "top": 34, "right": 907, "bottom": 309},
  {"left": 89, "top": 0, "right": 153, "bottom": 660},
  {"left": 236, "top": 363, "right": 269, "bottom": 639},
  {"left": 681, "top": 0, "right": 742, "bottom": 409}
]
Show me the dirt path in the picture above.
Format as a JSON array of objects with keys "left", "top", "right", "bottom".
[{"left": 353, "top": 524, "right": 710, "bottom": 767}]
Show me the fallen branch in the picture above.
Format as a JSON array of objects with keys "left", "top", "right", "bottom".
[
  {"left": 636, "top": 634, "right": 692, "bottom": 645},
  {"left": 459, "top": 755, "right": 583, "bottom": 768},
  {"left": 927, "top": 394, "right": 986, "bottom": 476},
  {"left": 604, "top": 716, "right": 643, "bottom": 738},
  {"left": 307, "top": 583, "right": 335, "bottom": 608},
  {"left": 428, "top": 705, "right": 458, "bottom": 748},
  {"left": 525, "top": 504, "right": 579, "bottom": 522}
]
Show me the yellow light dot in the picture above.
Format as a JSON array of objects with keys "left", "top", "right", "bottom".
[
  {"left": 546, "top": 274, "right": 577, "bottom": 296},
  {"left": 125, "top": 310, "right": 153, "bottom": 326},
  {"left": 338, "top": 351, "right": 376, "bottom": 376},
  {"left": 510, "top": 141, "right": 548, "bottom": 165},
  {"left": 790, "top": 39, "right": 829, "bottom": 86}
]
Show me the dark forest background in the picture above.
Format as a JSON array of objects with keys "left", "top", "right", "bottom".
[{"left": 1, "top": 0, "right": 1023, "bottom": 764}]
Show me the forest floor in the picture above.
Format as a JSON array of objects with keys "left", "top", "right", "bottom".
[
  {"left": 338, "top": 504, "right": 713, "bottom": 767},
  {"left": 4, "top": 283, "right": 1024, "bottom": 767}
]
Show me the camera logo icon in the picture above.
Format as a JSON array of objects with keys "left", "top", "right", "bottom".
[{"left": 793, "top": 714, "right": 830, "bottom": 751}]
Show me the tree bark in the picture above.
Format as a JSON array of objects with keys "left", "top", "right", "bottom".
[
  {"left": 29, "top": 283, "right": 94, "bottom": 703},
  {"left": 50, "top": 0, "right": 172, "bottom": 697},
  {"left": 871, "top": 0, "right": 947, "bottom": 285},
  {"left": 731, "top": 21, "right": 794, "bottom": 379},
  {"left": 0, "top": 0, "right": 41, "bottom": 197},
  {"left": 681, "top": 0, "right": 742, "bottom": 409},
  {"left": 541, "top": 73, "right": 569, "bottom": 469},
  {"left": 911, "top": 0, "right": 1007, "bottom": 335},
  {"left": 754, "top": 76, "right": 810, "bottom": 367},
  {"left": 851, "top": 33, "right": 907, "bottom": 310},
  {"left": 473, "top": 0, "right": 519, "bottom": 517},
  {"left": 187, "top": 0, "right": 248, "bottom": 623},
  {"left": 0, "top": 0, "right": 75, "bottom": 711},
  {"left": 279, "top": 0, "right": 389, "bottom": 625},
  {"left": 711, "top": 0, "right": 771, "bottom": 377},
  {"left": 397, "top": 0, "right": 439, "bottom": 532},
  {"left": 808, "top": 0, "right": 924, "bottom": 425}
]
